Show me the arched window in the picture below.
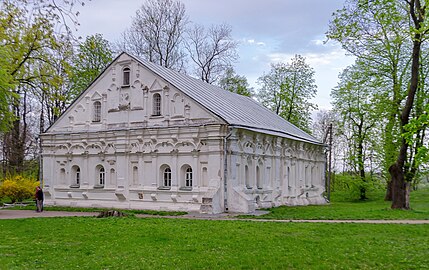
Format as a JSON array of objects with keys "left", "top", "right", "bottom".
[
  {"left": 287, "top": 167, "right": 290, "bottom": 188},
  {"left": 93, "top": 101, "right": 101, "bottom": 122},
  {"left": 153, "top": 93, "right": 161, "bottom": 116},
  {"left": 133, "top": 166, "right": 138, "bottom": 186},
  {"left": 185, "top": 167, "right": 192, "bottom": 188},
  {"left": 71, "top": 165, "right": 80, "bottom": 187},
  {"left": 202, "top": 167, "right": 208, "bottom": 186},
  {"left": 310, "top": 166, "right": 315, "bottom": 187},
  {"left": 99, "top": 167, "right": 105, "bottom": 186},
  {"left": 123, "top": 67, "right": 130, "bottom": 86},
  {"left": 60, "top": 168, "right": 66, "bottom": 185},
  {"left": 110, "top": 168, "right": 116, "bottom": 186},
  {"left": 163, "top": 167, "right": 171, "bottom": 187},
  {"left": 245, "top": 165, "right": 251, "bottom": 189},
  {"left": 304, "top": 165, "right": 311, "bottom": 187},
  {"left": 256, "top": 165, "right": 262, "bottom": 189},
  {"left": 76, "top": 168, "right": 80, "bottom": 185}
]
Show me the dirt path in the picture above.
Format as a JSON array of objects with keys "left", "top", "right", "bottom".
[{"left": 1, "top": 209, "right": 428, "bottom": 224}]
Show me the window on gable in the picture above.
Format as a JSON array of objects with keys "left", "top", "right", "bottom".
[
  {"left": 153, "top": 93, "right": 161, "bottom": 116},
  {"left": 123, "top": 67, "right": 130, "bottom": 86},
  {"left": 93, "top": 101, "right": 101, "bottom": 122},
  {"left": 163, "top": 167, "right": 171, "bottom": 187}
]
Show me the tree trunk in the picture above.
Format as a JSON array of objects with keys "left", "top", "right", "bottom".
[
  {"left": 384, "top": 180, "right": 393, "bottom": 201},
  {"left": 389, "top": 4, "right": 422, "bottom": 208},
  {"left": 383, "top": 81, "right": 401, "bottom": 202},
  {"left": 389, "top": 163, "right": 410, "bottom": 209},
  {"left": 357, "top": 120, "right": 367, "bottom": 200}
]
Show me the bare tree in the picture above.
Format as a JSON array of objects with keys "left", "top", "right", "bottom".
[
  {"left": 312, "top": 110, "right": 344, "bottom": 174},
  {"left": 118, "top": 0, "right": 188, "bottom": 71},
  {"left": 185, "top": 23, "right": 238, "bottom": 84}
]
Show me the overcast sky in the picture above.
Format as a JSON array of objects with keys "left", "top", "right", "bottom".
[{"left": 76, "top": 0, "right": 355, "bottom": 110}]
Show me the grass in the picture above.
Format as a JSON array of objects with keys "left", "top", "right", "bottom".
[
  {"left": 4, "top": 188, "right": 429, "bottom": 220},
  {"left": 241, "top": 188, "right": 429, "bottom": 220},
  {"left": 1, "top": 188, "right": 428, "bottom": 268},
  {"left": 0, "top": 217, "right": 428, "bottom": 269},
  {"left": 3, "top": 204, "right": 187, "bottom": 216}
]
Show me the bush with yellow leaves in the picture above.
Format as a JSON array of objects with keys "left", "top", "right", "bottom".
[{"left": 0, "top": 175, "right": 40, "bottom": 203}]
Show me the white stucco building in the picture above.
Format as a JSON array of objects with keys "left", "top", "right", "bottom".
[{"left": 41, "top": 52, "right": 327, "bottom": 213}]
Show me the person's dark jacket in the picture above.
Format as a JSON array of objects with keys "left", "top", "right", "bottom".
[{"left": 36, "top": 189, "right": 44, "bottom": 200}]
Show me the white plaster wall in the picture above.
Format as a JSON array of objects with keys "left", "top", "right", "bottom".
[
  {"left": 41, "top": 124, "right": 226, "bottom": 213},
  {"left": 226, "top": 129, "right": 327, "bottom": 213}
]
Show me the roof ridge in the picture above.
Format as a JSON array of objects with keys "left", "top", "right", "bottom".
[{"left": 119, "top": 52, "right": 321, "bottom": 145}]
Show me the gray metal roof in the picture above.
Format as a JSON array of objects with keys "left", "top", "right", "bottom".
[{"left": 128, "top": 53, "right": 321, "bottom": 145}]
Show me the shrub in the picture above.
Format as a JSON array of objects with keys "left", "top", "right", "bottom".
[
  {"left": 331, "top": 173, "right": 384, "bottom": 200},
  {"left": 0, "top": 175, "right": 40, "bottom": 203}
]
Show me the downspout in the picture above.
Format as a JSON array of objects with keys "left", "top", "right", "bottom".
[
  {"left": 223, "top": 127, "right": 233, "bottom": 212},
  {"left": 322, "top": 123, "right": 332, "bottom": 202}
]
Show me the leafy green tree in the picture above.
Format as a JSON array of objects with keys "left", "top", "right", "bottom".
[
  {"left": 331, "top": 63, "right": 379, "bottom": 200},
  {"left": 218, "top": 68, "right": 253, "bottom": 97},
  {"left": 257, "top": 55, "right": 317, "bottom": 133},
  {"left": 1, "top": 0, "right": 60, "bottom": 174},
  {"left": 0, "top": 47, "right": 16, "bottom": 133},
  {"left": 37, "top": 39, "right": 75, "bottom": 128},
  {"left": 388, "top": 0, "right": 429, "bottom": 209},
  {"left": 402, "top": 46, "right": 429, "bottom": 190},
  {"left": 70, "top": 34, "right": 114, "bottom": 98},
  {"left": 328, "top": 0, "right": 429, "bottom": 209},
  {"left": 0, "top": 0, "right": 86, "bottom": 175},
  {"left": 327, "top": 0, "right": 410, "bottom": 200}
]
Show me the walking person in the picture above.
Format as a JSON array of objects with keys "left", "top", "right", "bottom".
[{"left": 35, "top": 186, "right": 44, "bottom": 212}]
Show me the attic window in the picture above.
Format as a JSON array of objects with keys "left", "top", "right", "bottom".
[
  {"left": 123, "top": 67, "right": 130, "bottom": 86},
  {"left": 153, "top": 93, "right": 161, "bottom": 116},
  {"left": 93, "top": 101, "right": 101, "bottom": 122}
]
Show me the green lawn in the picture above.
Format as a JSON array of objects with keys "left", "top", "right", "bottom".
[
  {"left": 4, "top": 204, "right": 187, "bottom": 216},
  {"left": 5, "top": 188, "right": 429, "bottom": 220},
  {"left": 244, "top": 188, "right": 429, "bottom": 220},
  {"left": 0, "top": 217, "right": 428, "bottom": 269}
]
